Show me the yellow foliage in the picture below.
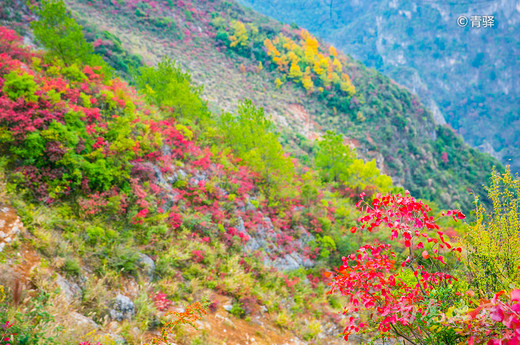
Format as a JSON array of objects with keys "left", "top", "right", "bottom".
[
  {"left": 264, "top": 38, "right": 280, "bottom": 56},
  {"left": 329, "top": 72, "right": 340, "bottom": 84},
  {"left": 275, "top": 78, "right": 283, "bottom": 88},
  {"left": 319, "top": 72, "right": 331, "bottom": 87},
  {"left": 300, "top": 29, "right": 319, "bottom": 58},
  {"left": 340, "top": 73, "right": 356, "bottom": 96},
  {"left": 461, "top": 166, "right": 520, "bottom": 296},
  {"left": 256, "top": 61, "right": 263, "bottom": 73},
  {"left": 229, "top": 20, "right": 248, "bottom": 48},
  {"left": 289, "top": 63, "right": 302, "bottom": 80},
  {"left": 287, "top": 51, "right": 299, "bottom": 64},
  {"left": 262, "top": 31, "right": 356, "bottom": 98},
  {"left": 273, "top": 55, "right": 289, "bottom": 72},
  {"left": 332, "top": 57, "right": 342, "bottom": 72},
  {"left": 302, "top": 69, "right": 314, "bottom": 92}
]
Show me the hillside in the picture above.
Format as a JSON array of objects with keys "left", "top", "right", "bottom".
[
  {"left": 237, "top": 0, "right": 520, "bottom": 172},
  {"left": 0, "top": 21, "right": 361, "bottom": 344},
  {"left": 57, "top": 0, "right": 504, "bottom": 214},
  {"left": 0, "top": 1, "right": 519, "bottom": 345}
]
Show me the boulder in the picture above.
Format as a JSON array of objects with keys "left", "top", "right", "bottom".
[{"left": 110, "top": 294, "right": 135, "bottom": 321}]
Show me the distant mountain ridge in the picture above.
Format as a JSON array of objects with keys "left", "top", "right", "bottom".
[{"left": 238, "top": 0, "right": 520, "bottom": 172}]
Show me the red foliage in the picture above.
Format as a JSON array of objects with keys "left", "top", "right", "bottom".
[
  {"left": 154, "top": 292, "right": 172, "bottom": 311},
  {"left": 328, "top": 191, "right": 465, "bottom": 340}
]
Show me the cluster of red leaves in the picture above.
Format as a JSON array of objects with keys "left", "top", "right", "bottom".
[
  {"left": 153, "top": 292, "right": 172, "bottom": 312},
  {"left": 328, "top": 191, "right": 465, "bottom": 341},
  {"left": 0, "top": 27, "right": 34, "bottom": 63},
  {"left": 1, "top": 321, "right": 15, "bottom": 345},
  {"left": 443, "top": 290, "right": 520, "bottom": 344}
]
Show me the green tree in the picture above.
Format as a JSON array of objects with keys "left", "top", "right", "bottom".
[
  {"left": 219, "top": 100, "right": 295, "bottom": 202},
  {"left": 347, "top": 158, "right": 392, "bottom": 192},
  {"left": 134, "top": 57, "right": 208, "bottom": 122},
  {"left": 315, "top": 130, "right": 355, "bottom": 183},
  {"left": 30, "top": 0, "right": 94, "bottom": 66}
]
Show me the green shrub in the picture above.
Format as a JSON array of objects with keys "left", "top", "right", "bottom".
[
  {"left": 63, "top": 258, "right": 81, "bottom": 277},
  {"left": 2, "top": 71, "right": 38, "bottom": 102}
]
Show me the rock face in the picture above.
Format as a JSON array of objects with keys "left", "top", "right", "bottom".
[
  {"left": 242, "top": 215, "right": 315, "bottom": 271},
  {"left": 110, "top": 294, "right": 135, "bottom": 321},
  {"left": 56, "top": 274, "right": 82, "bottom": 302},
  {"left": 137, "top": 253, "right": 155, "bottom": 280}
]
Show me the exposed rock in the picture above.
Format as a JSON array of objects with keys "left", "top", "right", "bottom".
[
  {"left": 137, "top": 253, "right": 155, "bottom": 280},
  {"left": 0, "top": 205, "right": 24, "bottom": 253},
  {"left": 96, "top": 333, "right": 127, "bottom": 345},
  {"left": 110, "top": 294, "right": 135, "bottom": 321},
  {"left": 55, "top": 274, "right": 82, "bottom": 302},
  {"left": 68, "top": 311, "right": 100, "bottom": 331},
  {"left": 245, "top": 199, "right": 257, "bottom": 211},
  {"left": 265, "top": 252, "right": 314, "bottom": 271},
  {"left": 189, "top": 171, "right": 207, "bottom": 185},
  {"left": 236, "top": 216, "right": 246, "bottom": 233},
  {"left": 177, "top": 169, "right": 187, "bottom": 179}
]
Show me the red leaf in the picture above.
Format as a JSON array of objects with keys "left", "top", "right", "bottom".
[{"left": 511, "top": 289, "right": 520, "bottom": 302}]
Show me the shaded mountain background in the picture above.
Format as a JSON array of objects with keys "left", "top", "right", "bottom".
[{"left": 238, "top": 0, "right": 520, "bottom": 172}]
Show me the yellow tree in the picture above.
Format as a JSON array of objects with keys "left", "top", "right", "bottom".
[
  {"left": 273, "top": 54, "right": 289, "bottom": 72},
  {"left": 229, "top": 20, "right": 248, "bottom": 48},
  {"left": 340, "top": 73, "right": 356, "bottom": 96},
  {"left": 264, "top": 38, "right": 280, "bottom": 57},
  {"left": 329, "top": 45, "right": 337, "bottom": 57},
  {"left": 313, "top": 54, "right": 329, "bottom": 76},
  {"left": 332, "top": 57, "right": 342, "bottom": 72},
  {"left": 256, "top": 61, "right": 263, "bottom": 73},
  {"left": 289, "top": 62, "right": 303, "bottom": 80},
  {"left": 302, "top": 67, "right": 314, "bottom": 93}
]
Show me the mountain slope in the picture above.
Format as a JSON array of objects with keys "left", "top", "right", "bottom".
[
  {"left": 0, "top": 23, "right": 357, "bottom": 344},
  {"left": 237, "top": 0, "right": 520, "bottom": 172},
  {"left": 0, "top": 1, "right": 509, "bottom": 344},
  {"left": 64, "top": 0, "right": 502, "bottom": 213}
]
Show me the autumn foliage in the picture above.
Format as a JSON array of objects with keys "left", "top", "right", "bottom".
[{"left": 328, "top": 190, "right": 520, "bottom": 344}]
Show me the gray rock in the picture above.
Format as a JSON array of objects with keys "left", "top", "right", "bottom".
[
  {"left": 246, "top": 199, "right": 257, "bottom": 211},
  {"left": 161, "top": 144, "right": 172, "bottom": 156},
  {"left": 177, "top": 169, "right": 187, "bottom": 179},
  {"left": 109, "top": 334, "right": 127, "bottom": 344},
  {"left": 266, "top": 252, "right": 314, "bottom": 271},
  {"left": 138, "top": 253, "right": 155, "bottom": 280},
  {"left": 223, "top": 304, "right": 233, "bottom": 312},
  {"left": 110, "top": 294, "right": 135, "bottom": 321},
  {"left": 152, "top": 165, "right": 166, "bottom": 185},
  {"left": 236, "top": 216, "right": 246, "bottom": 233},
  {"left": 68, "top": 311, "right": 100, "bottom": 330},
  {"left": 56, "top": 274, "right": 82, "bottom": 302},
  {"left": 189, "top": 171, "right": 207, "bottom": 185}
]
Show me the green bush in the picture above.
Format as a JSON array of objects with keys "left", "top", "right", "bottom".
[{"left": 2, "top": 71, "right": 38, "bottom": 102}]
